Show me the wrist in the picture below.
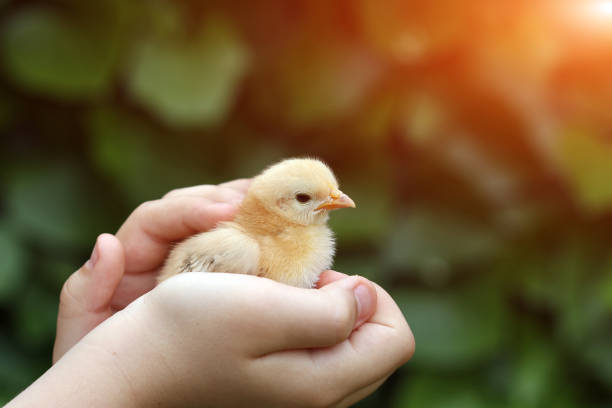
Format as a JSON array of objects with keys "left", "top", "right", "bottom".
[
  {"left": 78, "top": 297, "right": 174, "bottom": 408},
  {"left": 92, "top": 294, "right": 206, "bottom": 408},
  {"left": 7, "top": 298, "right": 169, "bottom": 408},
  {"left": 6, "top": 324, "right": 142, "bottom": 408}
]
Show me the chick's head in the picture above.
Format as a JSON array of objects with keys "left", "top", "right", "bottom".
[{"left": 249, "top": 158, "right": 355, "bottom": 225}]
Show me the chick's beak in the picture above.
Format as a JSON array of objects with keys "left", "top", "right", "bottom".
[{"left": 315, "top": 191, "right": 356, "bottom": 211}]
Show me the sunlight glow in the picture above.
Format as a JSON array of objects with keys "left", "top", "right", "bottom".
[
  {"left": 585, "top": 1, "right": 612, "bottom": 18},
  {"left": 563, "top": 0, "right": 612, "bottom": 35}
]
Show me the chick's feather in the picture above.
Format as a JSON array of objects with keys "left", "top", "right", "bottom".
[
  {"left": 158, "top": 158, "right": 353, "bottom": 288},
  {"left": 157, "top": 224, "right": 260, "bottom": 281}
]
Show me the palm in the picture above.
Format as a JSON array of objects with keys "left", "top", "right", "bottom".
[
  {"left": 111, "top": 270, "right": 158, "bottom": 310},
  {"left": 111, "top": 179, "right": 251, "bottom": 310}
]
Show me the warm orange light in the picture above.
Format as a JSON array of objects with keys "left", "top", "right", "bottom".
[
  {"left": 558, "top": 0, "right": 612, "bottom": 37},
  {"left": 589, "top": 1, "right": 612, "bottom": 16},
  {"left": 580, "top": 1, "right": 612, "bottom": 22}
]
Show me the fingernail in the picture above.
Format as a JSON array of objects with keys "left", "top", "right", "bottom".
[
  {"left": 353, "top": 283, "right": 375, "bottom": 328},
  {"left": 85, "top": 240, "right": 99, "bottom": 270}
]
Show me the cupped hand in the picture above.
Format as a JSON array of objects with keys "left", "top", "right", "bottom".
[
  {"left": 74, "top": 271, "right": 414, "bottom": 408},
  {"left": 53, "top": 180, "right": 251, "bottom": 362},
  {"left": 113, "top": 179, "right": 251, "bottom": 307}
]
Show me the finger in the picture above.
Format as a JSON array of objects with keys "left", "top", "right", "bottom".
[
  {"left": 163, "top": 179, "right": 251, "bottom": 199},
  {"left": 110, "top": 273, "right": 157, "bottom": 311},
  {"left": 316, "top": 270, "right": 348, "bottom": 288},
  {"left": 317, "top": 272, "right": 371, "bottom": 329},
  {"left": 249, "top": 350, "right": 388, "bottom": 407},
  {"left": 163, "top": 185, "right": 245, "bottom": 203},
  {"left": 244, "top": 275, "right": 378, "bottom": 354},
  {"left": 116, "top": 198, "right": 238, "bottom": 274},
  {"left": 311, "top": 283, "right": 414, "bottom": 387},
  {"left": 53, "top": 234, "right": 125, "bottom": 362},
  {"left": 59, "top": 234, "right": 125, "bottom": 314},
  {"left": 255, "top": 283, "right": 413, "bottom": 400},
  {"left": 153, "top": 273, "right": 377, "bottom": 354},
  {"left": 219, "top": 178, "right": 252, "bottom": 194}
]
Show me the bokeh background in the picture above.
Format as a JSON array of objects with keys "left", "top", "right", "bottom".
[{"left": 2, "top": 0, "right": 612, "bottom": 406}]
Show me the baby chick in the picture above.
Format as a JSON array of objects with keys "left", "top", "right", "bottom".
[{"left": 157, "top": 158, "right": 355, "bottom": 288}]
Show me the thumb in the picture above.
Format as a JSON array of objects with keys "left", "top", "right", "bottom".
[
  {"left": 53, "top": 233, "right": 125, "bottom": 362},
  {"left": 252, "top": 275, "right": 378, "bottom": 354}
]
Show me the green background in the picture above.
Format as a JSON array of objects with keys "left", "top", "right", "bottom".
[{"left": 2, "top": 1, "right": 612, "bottom": 406}]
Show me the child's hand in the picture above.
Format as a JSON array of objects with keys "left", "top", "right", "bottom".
[
  {"left": 53, "top": 180, "right": 251, "bottom": 362},
  {"left": 34, "top": 272, "right": 414, "bottom": 408}
]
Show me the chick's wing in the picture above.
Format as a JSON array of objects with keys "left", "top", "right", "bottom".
[{"left": 158, "top": 225, "right": 260, "bottom": 282}]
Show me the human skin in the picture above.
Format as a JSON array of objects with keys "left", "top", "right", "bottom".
[
  {"left": 53, "top": 179, "right": 253, "bottom": 362},
  {"left": 9, "top": 180, "right": 414, "bottom": 407},
  {"left": 8, "top": 270, "right": 413, "bottom": 408}
]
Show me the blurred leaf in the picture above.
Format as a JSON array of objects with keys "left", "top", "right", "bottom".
[
  {"left": 358, "top": 0, "right": 466, "bottom": 63},
  {"left": 142, "top": 0, "right": 183, "bottom": 38},
  {"left": 328, "top": 178, "right": 392, "bottom": 245},
  {"left": 15, "top": 286, "right": 58, "bottom": 350},
  {"left": 557, "top": 126, "right": 612, "bottom": 213},
  {"left": 228, "top": 137, "right": 289, "bottom": 179},
  {"left": 250, "top": 42, "right": 379, "bottom": 127},
  {"left": 476, "top": 9, "right": 561, "bottom": 85},
  {"left": 282, "top": 46, "right": 378, "bottom": 127},
  {"left": 0, "top": 91, "right": 14, "bottom": 131},
  {"left": 395, "top": 285, "right": 507, "bottom": 370},
  {"left": 563, "top": 259, "right": 612, "bottom": 388},
  {"left": 6, "top": 163, "right": 109, "bottom": 248},
  {"left": 88, "top": 108, "right": 206, "bottom": 205},
  {"left": 393, "top": 374, "right": 494, "bottom": 408},
  {"left": 598, "top": 258, "right": 612, "bottom": 310},
  {"left": 579, "top": 328, "right": 612, "bottom": 388},
  {"left": 332, "top": 255, "right": 382, "bottom": 284},
  {"left": 552, "top": 246, "right": 601, "bottom": 346},
  {"left": 511, "top": 243, "right": 607, "bottom": 351},
  {"left": 0, "top": 337, "right": 44, "bottom": 402},
  {"left": 0, "top": 225, "right": 27, "bottom": 302},
  {"left": 33, "top": 255, "right": 77, "bottom": 296},
  {"left": 437, "top": 136, "right": 521, "bottom": 208},
  {"left": 352, "top": 93, "right": 396, "bottom": 148},
  {"left": 517, "top": 245, "right": 584, "bottom": 312},
  {"left": 127, "top": 15, "right": 249, "bottom": 128},
  {"left": 384, "top": 208, "right": 501, "bottom": 284},
  {"left": 509, "top": 331, "right": 564, "bottom": 408},
  {"left": 558, "top": 287, "right": 606, "bottom": 349},
  {"left": 400, "top": 92, "right": 446, "bottom": 144},
  {"left": 2, "top": 5, "right": 118, "bottom": 99}
]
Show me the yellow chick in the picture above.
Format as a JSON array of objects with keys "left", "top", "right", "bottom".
[{"left": 157, "top": 158, "right": 355, "bottom": 288}]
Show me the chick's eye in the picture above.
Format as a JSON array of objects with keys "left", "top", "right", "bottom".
[{"left": 295, "top": 193, "right": 312, "bottom": 203}]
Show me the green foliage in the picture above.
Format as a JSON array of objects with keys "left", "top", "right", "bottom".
[
  {"left": 251, "top": 43, "right": 378, "bottom": 127},
  {"left": 6, "top": 163, "right": 108, "bottom": 248},
  {"left": 395, "top": 285, "right": 507, "bottom": 370},
  {"left": 88, "top": 108, "right": 206, "bottom": 205},
  {"left": 2, "top": 1, "right": 612, "bottom": 406},
  {"left": 15, "top": 287, "right": 58, "bottom": 350},
  {"left": 0, "top": 226, "right": 27, "bottom": 302},
  {"left": 383, "top": 209, "right": 501, "bottom": 283},
  {"left": 127, "top": 15, "right": 249, "bottom": 128},
  {"left": 2, "top": 5, "right": 119, "bottom": 100},
  {"left": 393, "top": 375, "right": 494, "bottom": 408},
  {"left": 558, "top": 126, "right": 612, "bottom": 213},
  {"left": 508, "top": 332, "right": 566, "bottom": 408},
  {"left": 329, "top": 178, "right": 392, "bottom": 245}
]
